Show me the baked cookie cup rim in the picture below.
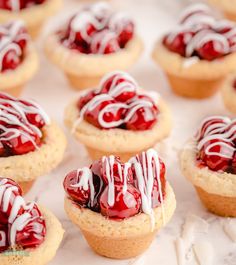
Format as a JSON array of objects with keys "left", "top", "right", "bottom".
[
  {"left": 44, "top": 33, "right": 144, "bottom": 76},
  {"left": 152, "top": 41, "right": 236, "bottom": 80},
  {"left": 0, "top": 121, "right": 67, "bottom": 182},
  {"left": 207, "top": 0, "right": 236, "bottom": 14},
  {"left": 180, "top": 139, "right": 236, "bottom": 197},
  {"left": 0, "top": 43, "right": 38, "bottom": 90},
  {"left": 0, "top": 0, "right": 63, "bottom": 28},
  {"left": 64, "top": 97, "right": 172, "bottom": 153},
  {"left": 64, "top": 182, "right": 176, "bottom": 238}
]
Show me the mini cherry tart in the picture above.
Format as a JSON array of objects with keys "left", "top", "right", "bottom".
[
  {"left": 0, "top": 178, "right": 46, "bottom": 252},
  {"left": 59, "top": 2, "right": 135, "bottom": 55},
  {"left": 196, "top": 116, "right": 236, "bottom": 173},
  {"left": 76, "top": 71, "right": 159, "bottom": 131},
  {"left": 0, "top": 92, "right": 50, "bottom": 157},
  {"left": 162, "top": 3, "right": 236, "bottom": 61},
  {"left": 0, "top": 20, "right": 29, "bottom": 72},
  {"left": 64, "top": 148, "right": 167, "bottom": 220}
]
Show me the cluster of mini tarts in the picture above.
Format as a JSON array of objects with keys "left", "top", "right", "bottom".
[
  {"left": 0, "top": 121, "right": 67, "bottom": 193},
  {"left": 64, "top": 94, "right": 172, "bottom": 161},
  {"left": 152, "top": 41, "right": 236, "bottom": 99},
  {"left": 0, "top": 0, "right": 62, "bottom": 38},
  {"left": 44, "top": 33, "right": 143, "bottom": 90},
  {"left": 0, "top": 205, "right": 64, "bottom": 265},
  {"left": 64, "top": 182, "right": 176, "bottom": 259},
  {"left": 180, "top": 139, "right": 236, "bottom": 217}
]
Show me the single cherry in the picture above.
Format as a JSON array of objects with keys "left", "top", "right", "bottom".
[
  {"left": 100, "top": 183, "right": 141, "bottom": 219},
  {"left": 63, "top": 169, "right": 91, "bottom": 207},
  {"left": 14, "top": 204, "right": 46, "bottom": 249},
  {"left": 2, "top": 49, "right": 21, "bottom": 72},
  {"left": 77, "top": 90, "right": 98, "bottom": 110},
  {"left": 125, "top": 95, "right": 158, "bottom": 131}
]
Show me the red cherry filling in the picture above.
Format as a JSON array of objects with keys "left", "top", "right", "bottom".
[
  {"left": 98, "top": 72, "right": 137, "bottom": 102},
  {"left": 125, "top": 95, "right": 159, "bottom": 131},
  {"left": 163, "top": 31, "right": 194, "bottom": 57},
  {"left": 0, "top": 0, "right": 46, "bottom": 10},
  {"left": 77, "top": 90, "right": 98, "bottom": 110},
  {"left": 198, "top": 139, "right": 235, "bottom": 172},
  {"left": 63, "top": 169, "right": 91, "bottom": 207},
  {"left": 14, "top": 204, "right": 46, "bottom": 249},
  {"left": 100, "top": 184, "right": 141, "bottom": 219},
  {"left": 1, "top": 48, "right": 21, "bottom": 72},
  {"left": 0, "top": 225, "right": 8, "bottom": 252}
]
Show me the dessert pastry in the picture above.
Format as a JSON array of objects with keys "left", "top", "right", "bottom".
[
  {"left": 207, "top": 0, "right": 236, "bottom": 22},
  {"left": 0, "top": 92, "right": 66, "bottom": 193},
  {"left": 221, "top": 74, "right": 236, "bottom": 114},
  {"left": 152, "top": 3, "right": 236, "bottom": 99},
  {"left": 180, "top": 116, "right": 236, "bottom": 216},
  {"left": 0, "top": 20, "right": 38, "bottom": 96},
  {"left": 0, "top": 0, "right": 62, "bottom": 38},
  {"left": 44, "top": 2, "right": 143, "bottom": 90},
  {"left": 0, "top": 178, "right": 64, "bottom": 265},
  {"left": 64, "top": 71, "right": 172, "bottom": 161},
  {"left": 63, "top": 148, "right": 176, "bottom": 259}
]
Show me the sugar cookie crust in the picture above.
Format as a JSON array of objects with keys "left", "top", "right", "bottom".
[
  {"left": 64, "top": 182, "right": 176, "bottom": 238},
  {"left": 64, "top": 98, "right": 172, "bottom": 153},
  {"left": 207, "top": 0, "right": 236, "bottom": 14}
]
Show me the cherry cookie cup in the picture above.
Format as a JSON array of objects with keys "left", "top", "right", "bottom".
[
  {"left": 44, "top": 2, "right": 143, "bottom": 90},
  {"left": 0, "top": 92, "right": 66, "bottom": 193},
  {"left": 0, "top": 20, "right": 38, "bottom": 96},
  {"left": 207, "top": 0, "right": 236, "bottom": 22},
  {"left": 221, "top": 75, "right": 236, "bottom": 114},
  {"left": 63, "top": 149, "right": 176, "bottom": 259},
  {"left": 0, "top": 178, "right": 64, "bottom": 265},
  {"left": 64, "top": 71, "right": 172, "bottom": 161},
  {"left": 180, "top": 116, "right": 236, "bottom": 217},
  {"left": 152, "top": 3, "right": 236, "bottom": 99},
  {"left": 0, "top": 0, "right": 62, "bottom": 38}
]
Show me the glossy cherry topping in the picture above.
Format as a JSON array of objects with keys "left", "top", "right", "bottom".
[
  {"left": 64, "top": 148, "right": 167, "bottom": 223},
  {"left": 196, "top": 116, "right": 236, "bottom": 173},
  {"left": 0, "top": 0, "right": 46, "bottom": 11},
  {"left": 59, "top": 2, "right": 134, "bottom": 54},
  {"left": 0, "top": 92, "right": 50, "bottom": 157},
  {"left": 74, "top": 71, "right": 159, "bottom": 131},
  {"left": 0, "top": 178, "right": 46, "bottom": 253},
  {"left": 163, "top": 3, "right": 236, "bottom": 61},
  {"left": 0, "top": 20, "right": 29, "bottom": 72}
]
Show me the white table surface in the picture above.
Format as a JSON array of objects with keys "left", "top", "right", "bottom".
[{"left": 21, "top": 0, "right": 236, "bottom": 264}]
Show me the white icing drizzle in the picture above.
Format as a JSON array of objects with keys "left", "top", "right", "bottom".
[
  {"left": 166, "top": 3, "right": 236, "bottom": 58},
  {"left": 7, "top": 20, "right": 29, "bottom": 43},
  {"left": 69, "top": 11, "right": 102, "bottom": 43},
  {"left": 9, "top": 0, "right": 20, "bottom": 11},
  {"left": 0, "top": 93, "right": 50, "bottom": 149},
  {"left": 129, "top": 149, "right": 165, "bottom": 230},
  {"left": 90, "top": 29, "right": 120, "bottom": 54},
  {"left": 72, "top": 72, "right": 158, "bottom": 131},
  {"left": 0, "top": 231, "right": 6, "bottom": 247},
  {"left": 88, "top": 1, "right": 111, "bottom": 25},
  {"left": 196, "top": 116, "right": 236, "bottom": 159},
  {"left": 71, "top": 167, "right": 95, "bottom": 207},
  {"left": 0, "top": 178, "right": 41, "bottom": 246}
]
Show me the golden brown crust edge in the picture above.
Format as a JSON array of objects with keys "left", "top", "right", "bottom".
[
  {"left": 64, "top": 182, "right": 176, "bottom": 238},
  {"left": 0, "top": 121, "right": 67, "bottom": 182},
  {"left": 0, "top": 205, "right": 64, "bottom": 265}
]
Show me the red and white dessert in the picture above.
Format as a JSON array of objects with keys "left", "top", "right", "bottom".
[
  {"left": 0, "top": 92, "right": 50, "bottom": 156},
  {"left": 0, "top": 178, "right": 46, "bottom": 252},
  {"left": 75, "top": 71, "right": 159, "bottom": 131},
  {"left": 64, "top": 148, "right": 166, "bottom": 221},
  {"left": 163, "top": 3, "right": 236, "bottom": 61},
  {"left": 196, "top": 116, "right": 236, "bottom": 173},
  {"left": 0, "top": 20, "right": 29, "bottom": 72},
  {"left": 60, "top": 2, "right": 135, "bottom": 55}
]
